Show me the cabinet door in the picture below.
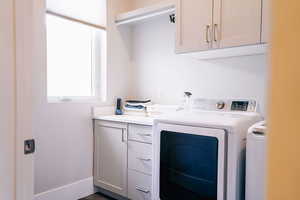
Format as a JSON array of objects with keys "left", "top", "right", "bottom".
[
  {"left": 176, "top": 0, "right": 213, "bottom": 53},
  {"left": 216, "top": 0, "right": 262, "bottom": 48},
  {"left": 94, "top": 121, "right": 128, "bottom": 197},
  {"left": 261, "top": 0, "right": 270, "bottom": 43}
]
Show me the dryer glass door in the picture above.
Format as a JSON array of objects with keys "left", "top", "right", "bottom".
[{"left": 160, "top": 130, "right": 223, "bottom": 200}]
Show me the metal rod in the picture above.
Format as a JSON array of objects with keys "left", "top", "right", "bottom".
[{"left": 46, "top": 10, "right": 106, "bottom": 30}]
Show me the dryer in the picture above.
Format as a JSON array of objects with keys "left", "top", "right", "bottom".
[{"left": 152, "top": 99, "right": 263, "bottom": 200}]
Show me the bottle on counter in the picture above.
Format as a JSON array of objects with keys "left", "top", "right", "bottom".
[{"left": 115, "top": 98, "right": 123, "bottom": 115}]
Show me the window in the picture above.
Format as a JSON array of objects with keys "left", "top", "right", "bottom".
[{"left": 46, "top": 14, "right": 106, "bottom": 102}]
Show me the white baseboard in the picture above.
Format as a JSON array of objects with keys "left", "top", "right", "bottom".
[{"left": 34, "top": 177, "right": 94, "bottom": 200}]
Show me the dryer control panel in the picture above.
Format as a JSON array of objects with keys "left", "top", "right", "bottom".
[
  {"left": 231, "top": 101, "right": 249, "bottom": 111},
  {"left": 231, "top": 100, "right": 257, "bottom": 112},
  {"left": 230, "top": 100, "right": 257, "bottom": 112},
  {"left": 193, "top": 99, "right": 257, "bottom": 112}
]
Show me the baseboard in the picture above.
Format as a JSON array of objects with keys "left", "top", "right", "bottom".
[{"left": 34, "top": 177, "right": 95, "bottom": 200}]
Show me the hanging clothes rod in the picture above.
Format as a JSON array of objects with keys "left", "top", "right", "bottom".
[{"left": 46, "top": 10, "right": 106, "bottom": 30}]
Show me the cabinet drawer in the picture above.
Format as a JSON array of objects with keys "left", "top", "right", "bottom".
[
  {"left": 128, "top": 141, "right": 152, "bottom": 175},
  {"left": 94, "top": 120, "right": 127, "bottom": 129},
  {"left": 128, "top": 124, "right": 152, "bottom": 144},
  {"left": 128, "top": 170, "right": 152, "bottom": 200}
]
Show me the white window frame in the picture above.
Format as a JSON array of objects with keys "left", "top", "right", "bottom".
[{"left": 46, "top": 13, "right": 107, "bottom": 104}]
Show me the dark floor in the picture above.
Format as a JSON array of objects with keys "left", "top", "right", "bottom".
[{"left": 79, "top": 192, "right": 115, "bottom": 200}]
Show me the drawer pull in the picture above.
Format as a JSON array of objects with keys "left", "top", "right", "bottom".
[
  {"left": 135, "top": 186, "right": 150, "bottom": 193},
  {"left": 137, "top": 157, "right": 152, "bottom": 161},
  {"left": 137, "top": 133, "right": 151, "bottom": 137}
]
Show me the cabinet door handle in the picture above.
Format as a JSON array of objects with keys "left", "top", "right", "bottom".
[
  {"left": 137, "top": 157, "right": 152, "bottom": 161},
  {"left": 122, "top": 129, "right": 127, "bottom": 142},
  {"left": 206, "top": 25, "right": 211, "bottom": 43},
  {"left": 135, "top": 186, "right": 150, "bottom": 193},
  {"left": 213, "top": 24, "right": 218, "bottom": 42}
]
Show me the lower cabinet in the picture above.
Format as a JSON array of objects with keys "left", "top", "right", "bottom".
[
  {"left": 94, "top": 120, "right": 153, "bottom": 200},
  {"left": 94, "top": 120, "right": 128, "bottom": 197}
]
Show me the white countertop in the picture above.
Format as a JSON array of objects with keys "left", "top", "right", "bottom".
[
  {"left": 94, "top": 114, "right": 155, "bottom": 126},
  {"left": 92, "top": 104, "right": 179, "bottom": 126}
]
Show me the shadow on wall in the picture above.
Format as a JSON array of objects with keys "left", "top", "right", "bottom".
[{"left": 130, "top": 16, "right": 268, "bottom": 116}]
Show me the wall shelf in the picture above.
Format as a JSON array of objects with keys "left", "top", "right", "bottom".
[{"left": 115, "top": 1, "right": 175, "bottom": 26}]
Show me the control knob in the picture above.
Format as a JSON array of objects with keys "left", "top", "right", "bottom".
[{"left": 216, "top": 101, "right": 225, "bottom": 110}]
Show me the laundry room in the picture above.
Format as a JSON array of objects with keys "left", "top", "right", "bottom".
[{"left": 1, "top": 0, "right": 299, "bottom": 200}]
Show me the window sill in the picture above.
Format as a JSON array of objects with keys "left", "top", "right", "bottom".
[{"left": 47, "top": 97, "right": 105, "bottom": 104}]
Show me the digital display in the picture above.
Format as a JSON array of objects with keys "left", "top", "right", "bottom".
[{"left": 231, "top": 101, "right": 249, "bottom": 111}]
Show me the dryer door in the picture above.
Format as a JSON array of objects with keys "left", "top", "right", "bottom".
[{"left": 152, "top": 123, "right": 226, "bottom": 200}]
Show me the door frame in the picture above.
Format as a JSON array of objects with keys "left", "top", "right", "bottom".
[
  {"left": 152, "top": 122, "right": 226, "bottom": 200},
  {"left": 14, "top": 0, "right": 37, "bottom": 199},
  {"left": 0, "top": 0, "right": 17, "bottom": 199}
]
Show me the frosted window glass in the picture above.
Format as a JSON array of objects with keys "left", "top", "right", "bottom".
[{"left": 46, "top": 14, "right": 96, "bottom": 97}]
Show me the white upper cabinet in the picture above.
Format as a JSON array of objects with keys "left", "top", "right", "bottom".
[
  {"left": 176, "top": 0, "right": 266, "bottom": 54},
  {"left": 261, "top": 0, "right": 270, "bottom": 43},
  {"left": 176, "top": 0, "right": 213, "bottom": 53},
  {"left": 216, "top": 0, "right": 262, "bottom": 48}
]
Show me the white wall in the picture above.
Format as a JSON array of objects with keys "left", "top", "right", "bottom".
[
  {"left": 131, "top": 0, "right": 168, "bottom": 9},
  {"left": 34, "top": 0, "right": 133, "bottom": 195},
  {"left": 131, "top": 16, "right": 268, "bottom": 115},
  {"left": 0, "top": 0, "right": 16, "bottom": 199}
]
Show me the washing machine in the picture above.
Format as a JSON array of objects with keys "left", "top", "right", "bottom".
[
  {"left": 152, "top": 99, "right": 263, "bottom": 200},
  {"left": 246, "top": 121, "right": 267, "bottom": 200}
]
